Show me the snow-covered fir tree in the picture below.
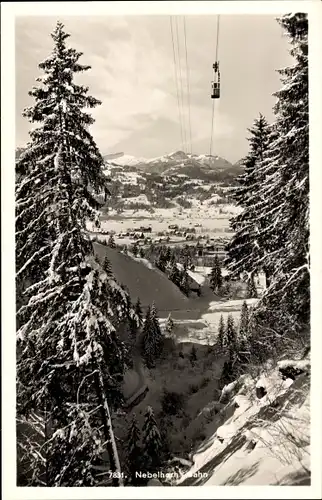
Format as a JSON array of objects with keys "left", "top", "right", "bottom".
[
  {"left": 127, "top": 314, "right": 138, "bottom": 351},
  {"left": 16, "top": 22, "right": 107, "bottom": 293},
  {"left": 119, "top": 285, "right": 140, "bottom": 352},
  {"left": 209, "top": 254, "right": 223, "bottom": 293},
  {"left": 225, "top": 14, "right": 309, "bottom": 342},
  {"left": 220, "top": 359, "right": 235, "bottom": 387},
  {"left": 126, "top": 414, "right": 143, "bottom": 484},
  {"left": 16, "top": 21, "right": 131, "bottom": 486},
  {"left": 239, "top": 301, "right": 249, "bottom": 338},
  {"left": 156, "top": 250, "right": 167, "bottom": 272},
  {"left": 226, "top": 314, "right": 237, "bottom": 351},
  {"left": 180, "top": 266, "right": 191, "bottom": 296},
  {"left": 236, "top": 302, "right": 251, "bottom": 366},
  {"left": 139, "top": 247, "right": 145, "bottom": 259},
  {"left": 217, "top": 314, "right": 226, "bottom": 349},
  {"left": 189, "top": 344, "right": 197, "bottom": 366},
  {"left": 165, "top": 313, "right": 174, "bottom": 336},
  {"left": 141, "top": 305, "right": 152, "bottom": 353},
  {"left": 235, "top": 14, "right": 309, "bottom": 339},
  {"left": 103, "top": 255, "right": 113, "bottom": 277},
  {"left": 169, "top": 252, "right": 177, "bottom": 270},
  {"left": 134, "top": 297, "right": 143, "bottom": 328},
  {"left": 237, "top": 335, "right": 251, "bottom": 367},
  {"left": 255, "top": 13, "right": 309, "bottom": 327},
  {"left": 225, "top": 114, "right": 271, "bottom": 278},
  {"left": 180, "top": 245, "right": 193, "bottom": 268},
  {"left": 142, "top": 303, "right": 163, "bottom": 367},
  {"left": 132, "top": 241, "right": 139, "bottom": 257},
  {"left": 108, "top": 234, "right": 116, "bottom": 249},
  {"left": 150, "top": 302, "right": 162, "bottom": 333},
  {"left": 246, "top": 273, "right": 258, "bottom": 298},
  {"left": 169, "top": 262, "right": 181, "bottom": 287},
  {"left": 164, "top": 246, "right": 172, "bottom": 264},
  {"left": 142, "top": 406, "right": 162, "bottom": 472},
  {"left": 17, "top": 412, "right": 47, "bottom": 485}
]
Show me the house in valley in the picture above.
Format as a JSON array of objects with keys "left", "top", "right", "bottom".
[{"left": 176, "top": 263, "right": 206, "bottom": 295}]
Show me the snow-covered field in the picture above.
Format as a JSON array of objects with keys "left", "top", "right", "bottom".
[
  {"left": 159, "top": 298, "right": 259, "bottom": 345},
  {"left": 89, "top": 204, "right": 237, "bottom": 238}
]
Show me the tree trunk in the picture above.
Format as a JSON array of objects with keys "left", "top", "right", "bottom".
[{"left": 93, "top": 364, "right": 123, "bottom": 487}]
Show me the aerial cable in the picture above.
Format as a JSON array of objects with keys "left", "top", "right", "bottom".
[
  {"left": 209, "top": 15, "right": 220, "bottom": 157},
  {"left": 209, "top": 100, "right": 215, "bottom": 157},
  {"left": 215, "top": 14, "right": 220, "bottom": 61},
  {"left": 183, "top": 16, "right": 193, "bottom": 156},
  {"left": 170, "top": 16, "right": 184, "bottom": 153},
  {"left": 174, "top": 16, "right": 187, "bottom": 154}
]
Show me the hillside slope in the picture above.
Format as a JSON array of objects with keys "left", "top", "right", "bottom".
[
  {"left": 93, "top": 243, "right": 189, "bottom": 314},
  {"left": 173, "top": 358, "right": 310, "bottom": 486}
]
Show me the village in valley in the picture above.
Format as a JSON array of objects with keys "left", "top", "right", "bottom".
[{"left": 89, "top": 213, "right": 266, "bottom": 306}]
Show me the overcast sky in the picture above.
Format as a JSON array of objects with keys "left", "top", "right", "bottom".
[{"left": 15, "top": 15, "right": 292, "bottom": 163}]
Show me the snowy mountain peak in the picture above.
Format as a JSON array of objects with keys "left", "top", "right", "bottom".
[
  {"left": 167, "top": 150, "right": 189, "bottom": 160},
  {"left": 146, "top": 150, "right": 189, "bottom": 165},
  {"left": 104, "top": 152, "right": 147, "bottom": 167},
  {"left": 103, "top": 152, "right": 124, "bottom": 161},
  {"left": 103, "top": 150, "right": 241, "bottom": 179}
]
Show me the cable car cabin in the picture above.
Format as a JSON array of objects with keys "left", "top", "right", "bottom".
[
  {"left": 211, "top": 61, "right": 220, "bottom": 99},
  {"left": 211, "top": 82, "right": 220, "bottom": 99}
]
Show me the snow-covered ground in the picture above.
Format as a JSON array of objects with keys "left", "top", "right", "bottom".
[
  {"left": 176, "top": 360, "right": 310, "bottom": 486},
  {"left": 158, "top": 298, "right": 259, "bottom": 345},
  {"left": 204, "top": 194, "right": 222, "bottom": 205},
  {"left": 123, "top": 194, "right": 151, "bottom": 206},
  {"left": 194, "top": 266, "right": 230, "bottom": 279},
  {"left": 127, "top": 253, "right": 155, "bottom": 270},
  {"left": 205, "top": 298, "right": 258, "bottom": 312},
  {"left": 91, "top": 204, "right": 237, "bottom": 237},
  {"left": 104, "top": 170, "right": 145, "bottom": 186},
  {"left": 176, "top": 263, "right": 206, "bottom": 286}
]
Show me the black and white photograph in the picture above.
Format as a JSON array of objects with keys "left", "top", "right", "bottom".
[{"left": 2, "top": 0, "right": 322, "bottom": 497}]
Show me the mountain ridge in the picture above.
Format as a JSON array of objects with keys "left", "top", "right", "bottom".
[
  {"left": 103, "top": 151, "right": 243, "bottom": 181},
  {"left": 104, "top": 150, "right": 235, "bottom": 169}
]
